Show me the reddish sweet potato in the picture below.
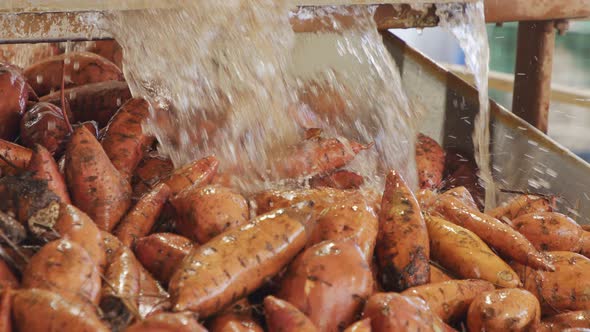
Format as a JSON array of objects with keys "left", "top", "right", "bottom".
[
  {"left": 12, "top": 288, "right": 109, "bottom": 332},
  {"left": 309, "top": 169, "right": 365, "bottom": 190},
  {"left": 467, "top": 288, "right": 541, "bottom": 332},
  {"left": 377, "top": 170, "right": 430, "bottom": 291},
  {"left": 208, "top": 299, "right": 264, "bottom": 332},
  {"left": 278, "top": 240, "right": 373, "bottom": 331},
  {"left": 22, "top": 239, "right": 101, "bottom": 304},
  {"left": 132, "top": 153, "right": 174, "bottom": 197},
  {"left": 513, "top": 212, "right": 585, "bottom": 252},
  {"left": 0, "top": 64, "right": 31, "bottom": 140},
  {"left": 264, "top": 296, "right": 318, "bottom": 332},
  {"left": 538, "top": 311, "right": 590, "bottom": 332},
  {"left": 434, "top": 195, "right": 554, "bottom": 271},
  {"left": 439, "top": 186, "right": 479, "bottom": 212},
  {"left": 363, "top": 292, "right": 453, "bottom": 332},
  {"left": 0, "top": 139, "right": 31, "bottom": 175},
  {"left": 342, "top": 318, "right": 371, "bottom": 332},
  {"left": 0, "top": 289, "right": 12, "bottom": 332},
  {"left": 114, "top": 183, "right": 171, "bottom": 247},
  {"left": 416, "top": 133, "right": 445, "bottom": 190},
  {"left": 124, "top": 312, "right": 206, "bottom": 332},
  {"left": 40, "top": 80, "right": 132, "bottom": 127},
  {"left": 416, "top": 189, "right": 437, "bottom": 211},
  {"left": 172, "top": 185, "right": 249, "bottom": 243},
  {"left": 101, "top": 98, "right": 154, "bottom": 180},
  {"left": 24, "top": 51, "right": 124, "bottom": 96},
  {"left": 401, "top": 279, "right": 495, "bottom": 323},
  {"left": 20, "top": 102, "right": 71, "bottom": 155},
  {"left": 426, "top": 215, "right": 520, "bottom": 288},
  {"left": 0, "top": 210, "right": 26, "bottom": 245},
  {"left": 87, "top": 40, "right": 123, "bottom": 69},
  {"left": 163, "top": 155, "right": 219, "bottom": 196},
  {"left": 137, "top": 260, "right": 171, "bottom": 318},
  {"left": 134, "top": 233, "right": 193, "bottom": 285},
  {"left": 512, "top": 251, "right": 590, "bottom": 314},
  {"left": 489, "top": 194, "right": 553, "bottom": 221},
  {"left": 28, "top": 144, "right": 71, "bottom": 203},
  {"left": 169, "top": 202, "right": 314, "bottom": 317},
  {"left": 65, "top": 126, "right": 132, "bottom": 231},
  {"left": 429, "top": 264, "right": 453, "bottom": 283},
  {"left": 0, "top": 259, "right": 18, "bottom": 290}
]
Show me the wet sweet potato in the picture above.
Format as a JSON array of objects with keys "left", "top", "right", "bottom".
[
  {"left": 124, "top": 312, "right": 206, "bottom": 332},
  {"left": 0, "top": 173, "right": 60, "bottom": 224},
  {"left": 101, "top": 98, "right": 154, "bottom": 181},
  {"left": 24, "top": 51, "right": 124, "bottom": 96},
  {"left": 426, "top": 215, "right": 520, "bottom": 288},
  {"left": 208, "top": 299, "right": 264, "bottom": 332},
  {"left": 169, "top": 202, "right": 314, "bottom": 317},
  {"left": 363, "top": 292, "right": 452, "bottom": 332},
  {"left": 163, "top": 155, "right": 219, "bottom": 196},
  {"left": 512, "top": 212, "right": 585, "bottom": 252},
  {"left": 537, "top": 311, "right": 590, "bottom": 332},
  {"left": 40, "top": 80, "right": 132, "bottom": 127},
  {"left": 439, "top": 186, "right": 479, "bottom": 212},
  {"left": 134, "top": 233, "right": 193, "bottom": 285},
  {"left": 278, "top": 240, "right": 373, "bottom": 331},
  {"left": 87, "top": 40, "right": 123, "bottom": 69},
  {"left": 342, "top": 318, "right": 371, "bottom": 332},
  {"left": 264, "top": 296, "right": 318, "bottom": 332},
  {"left": 22, "top": 238, "right": 101, "bottom": 304},
  {"left": 512, "top": 251, "right": 590, "bottom": 314},
  {"left": 20, "top": 102, "right": 71, "bottom": 155},
  {"left": 132, "top": 152, "right": 174, "bottom": 197},
  {"left": 429, "top": 264, "right": 453, "bottom": 283},
  {"left": 171, "top": 185, "right": 249, "bottom": 243},
  {"left": 0, "top": 210, "right": 26, "bottom": 245},
  {"left": 467, "top": 288, "right": 541, "bottom": 332},
  {"left": 489, "top": 194, "right": 552, "bottom": 221},
  {"left": 0, "top": 259, "right": 18, "bottom": 289},
  {"left": 416, "top": 189, "right": 437, "bottom": 211},
  {"left": 0, "top": 139, "right": 31, "bottom": 175},
  {"left": 0, "top": 64, "right": 31, "bottom": 140},
  {"left": 434, "top": 194, "right": 554, "bottom": 271},
  {"left": 416, "top": 133, "right": 445, "bottom": 190},
  {"left": 65, "top": 126, "right": 132, "bottom": 232},
  {"left": 401, "top": 279, "right": 495, "bottom": 323},
  {"left": 377, "top": 170, "right": 429, "bottom": 291},
  {"left": 309, "top": 169, "right": 365, "bottom": 190},
  {"left": 28, "top": 144, "right": 71, "bottom": 203},
  {"left": 12, "top": 288, "right": 109, "bottom": 332},
  {"left": 0, "top": 289, "right": 11, "bottom": 332}
]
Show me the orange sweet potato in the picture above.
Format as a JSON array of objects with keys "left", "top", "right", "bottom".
[
  {"left": 137, "top": 262, "right": 171, "bottom": 318},
  {"left": 363, "top": 292, "right": 453, "bottom": 332},
  {"left": 377, "top": 170, "right": 429, "bottom": 291},
  {"left": 538, "top": 311, "right": 590, "bottom": 332},
  {"left": 309, "top": 169, "right": 365, "bottom": 190},
  {"left": 101, "top": 98, "right": 154, "bottom": 181},
  {"left": 0, "top": 64, "right": 32, "bottom": 140},
  {"left": 439, "top": 186, "right": 479, "bottom": 212},
  {"left": 342, "top": 318, "right": 371, "bottom": 332},
  {"left": 0, "top": 210, "right": 26, "bottom": 245},
  {"left": 169, "top": 202, "right": 314, "bottom": 317},
  {"left": 20, "top": 102, "right": 71, "bottom": 155},
  {"left": 415, "top": 189, "right": 437, "bottom": 210},
  {"left": 114, "top": 183, "right": 171, "bottom": 247},
  {"left": 512, "top": 251, "right": 590, "bottom": 314},
  {"left": 124, "top": 312, "right": 206, "bottom": 332},
  {"left": 401, "top": 279, "right": 495, "bottom": 323},
  {"left": 208, "top": 299, "right": 264, "bottom": 332},
  {"left": 134, "top": 233, "right": 193, "bottom": 285},
  {"left": 512, "top": 212, "right": 585, "bottom": 252},
  {"left": 22, "top": 239, "right": 101, "bottom": 304},
  {"left": 0, "top": 173, "right": 60, "bottom": 223},
  {"left": 24, "top": 51, "right": 124, "bottom": 96},
  {"left": 87, "top": 40, "right": 123, "bottom": 69},
  {"left": 171, "top": 185, "right": 249, "bottom": 243},
  {"left": 0, "top": 289, "right": 12, "bottom": 332},
  {"left": 0, "top": 259, "right": 18, "bottom": 290},
  {"left": 434, "top": 195, "right": 554, "bottom": 271},
  {"left": 429, "top": 264, "right": 453, "bottom": 283},
  {"left": 40, "top": 80, "right": 132, "bottom": 127},
  {"left": 278, "top": 240, "right": 373, "bottom": 331},
  {"left": 426, "top": 215, "right": 520, "bottom": 288},
  {"left": 132, "top": 152, "right": 174, "bottom": 197},
  {"left": 489, "top": 194, "right": 552, "bottom": 221},
  {"left": 466, "top": 288, "right": 541, "bottom": 332},
  {"left": 28, "top": 144, "right": 71, "bottom": 203},
  {"left": 12, "top": 288, "right": 109, "bottom": 332},
  {"left": 253, "top": 187, "right": 359, "bottom": 217},
  {"left": 0, "top": 139, "right": 31, "bottom": 175},
  {"left": 163, "top": 155, "right": 219, "bottom": 196},
  {"left": 65, "top": 126, "right": 132, "bottom": 231},
  {"left": 416, "top": 133, "right": 445, "bottom": 190},
  {"left": 264, "top": 296, "right": 318, "bottom": 332}
]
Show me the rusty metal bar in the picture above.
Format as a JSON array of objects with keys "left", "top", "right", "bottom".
[
  {"left": 511, "top": 21, "right": 555, "bottom": 133},
  {"left": 484, "top": 0, "right": 590, "bottom": 23}
]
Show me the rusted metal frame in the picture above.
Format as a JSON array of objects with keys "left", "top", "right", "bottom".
[{"left": 511, "top": 21, "right": 555, "bottom": 133}]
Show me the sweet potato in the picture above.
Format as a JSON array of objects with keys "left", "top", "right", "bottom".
[
  {"left": 24, "top": 51, "right": 124, "bottom": 96},
  {"left": 101, "top": 98, "right": 154, "bottom": 181},
  {"left": 308, "top": 195, "right": 378, "bottom": 261},
  {"left": 434, "top": 195, "right": 554, "bottom": 271},
  {"left": 114, "top": 183, "right": 171, "bottom": 247},
  {"left": 426, "top": 215, "right": 520, "bottom": 288},
  {"left": 28, "top": 144, "right": 71, "bottom": 203},
  {"left": 429, "top": 264, "right": 453, "bottom": 283},
  {"left": 0, "top": 289, "right": 11, "bottom": 332},
  {"left": 253, "top": 187, "right": 359, "bottom": 217},
  {"left": 137, "top": 261, "right": 171, "bottom": 318},
  {"left": 0, "top": 173, "right": 60, "bottom": 223},
  {"left": 512, "top": 212, "right": 586, "bottom": 252},
  {"left": 489, "top": 194, "right": 552, "bottom": 221},
  {"left": 208, "top": 299, "right": 264, "bottom": 332},
  {"left": 342, "top": 318, "right": 371, "bottom": 332},
  {"left": 40, "top": 80, "right": 132, "bottom": 126},
  {"left": 362, "top": 292, "right": 453, "bottom": 332},
  {"left": 0, "top": 259, "right": 18, "bottom": 289},
  {"left": 20, "top": 102, "right": 71, "bottom": 155},
  {"left": 416, "top": 133, "right": 445, "bottom": 190},
  {"left": 416, "top": 189, "right": 437, "bottom": 210},
  {"left": 439, "top": 186, "right": 478, "bottom": 212},
  {"left": 171, "top": 185, "right": 249, "bottom": 243},
  {"left": 0, "top": 210, "right": 26, "bottom": 245},
  {"left": 0, "top": 139, "right": 31, "bottom": 175},
  {"left": 124, "top": 312, "right": 206, "bottom": 332},
  {"left": 22, "top": 239, "right": 101, "bottom": 304},
  {"left": 512, "top": 251, "right": 590, "bottom": 314},
  {"left": 264, "top": 296, "right": 318, "bottom": 332},
  {"left": 169, "top": 201, "right": 315, "bottom": 317},
  {"left": 134, "top": 233, "right": 193, "bottom": 285},
  {"left": 65, "top": 126, "right": 132, "bottom": 232},
  {"left": 12, "top": 288, "right": 109, "bottom": 332},
  {"left": 87, "top": 40, "right": 123, "bottom": 69},
  {"left": 401, "top": 279, "right": 495, "bottom": 323},
  {"left": 0, "top": 64, "right": 31, "bottom": 140},
  {"left": 538, "top": 311, "right": 590, "bottom": 332},
  {"left": 298, "top": 79, "right": 348, "bottom": 120},
  {"left": 377, "top": 170, "right": 429, "bottom": 291},
  {"left": 132, "top": 153, "right": 174, "bottom": 197},
  {"left": 163, "top": 155, "right": 219, "bottom": 196},
  {"left": 28, "top": 201, "right": 106, "bottom": 269},
  {"left": 278, "top": 240, "right": 373, "bottom": 331},
  {"left": 466, "top": 288, "right": 541, "bottom": 332},
  {"left": 309, "top": 169, "right": 365, "bottom": 190}
]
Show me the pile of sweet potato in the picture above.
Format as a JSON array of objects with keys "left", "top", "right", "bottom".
[{"left": 0, "top": 41, "right": 589, "bottom": 332}]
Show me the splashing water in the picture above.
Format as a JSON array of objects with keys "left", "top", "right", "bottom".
[{"left": 437, "top": 1, "right": 495, "bottom": 209}]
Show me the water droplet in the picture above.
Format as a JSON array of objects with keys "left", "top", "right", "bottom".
[
  {"left": 36, "top": 75, "right": 43, "bottom": 84},
  {"left": 73, "top": 61, "right": 80, "bottom": 70}
]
